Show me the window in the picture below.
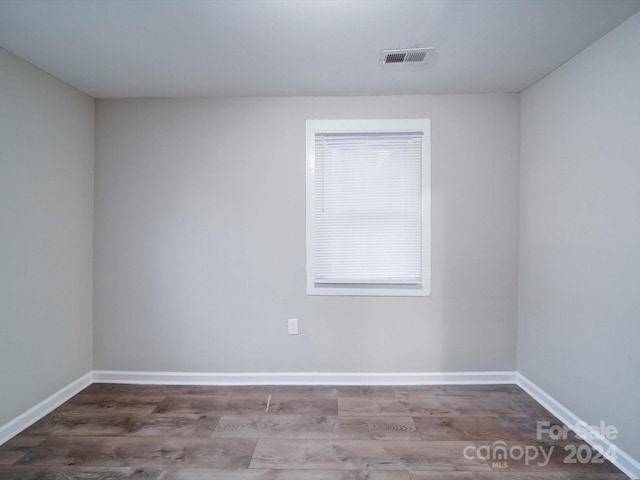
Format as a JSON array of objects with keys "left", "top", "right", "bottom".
[{"left": 306, "top": 119, "right": 431, "bottom": 296}]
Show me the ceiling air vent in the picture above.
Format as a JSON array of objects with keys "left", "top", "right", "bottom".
[{"left": 381, "top": 47, "right": 434, "bottom": 65}]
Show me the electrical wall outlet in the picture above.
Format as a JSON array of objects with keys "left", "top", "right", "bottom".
[{"left": 287, "top": 318, "right": 299, "bottom": 335}]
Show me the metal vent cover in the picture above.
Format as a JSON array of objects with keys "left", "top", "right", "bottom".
[{"left": 381, "top": 47, "right": 434, "bottom": 65}]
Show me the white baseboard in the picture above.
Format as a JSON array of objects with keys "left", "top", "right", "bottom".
[
  {"left": 0, "top": 371, "right": 93, "bottom": 446},
  {"left": 92, "top": 370, "right": 518, "bottom": 386},
  {"left": 517, "top": 373, "right": 640, "bottom": 480}
]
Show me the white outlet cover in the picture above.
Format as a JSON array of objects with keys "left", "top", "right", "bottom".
[{"left": 287, "top": 318, "right": 299, "bottom": 335}]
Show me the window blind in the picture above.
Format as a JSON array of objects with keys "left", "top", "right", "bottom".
[{"left": 313, "top": 131, "right": 423, "bottom": 285}]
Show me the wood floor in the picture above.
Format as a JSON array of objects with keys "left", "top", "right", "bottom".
[{"left": 0, "top": 384, "right": 627, "bottom": 479}]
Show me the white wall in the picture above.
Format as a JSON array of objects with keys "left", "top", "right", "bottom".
[
  {"left": 519, "top": 12, "right": 640, "bottom": 463},
  {"left": 0, "top": 48, "right": 94, "bottom": 425},
  {"left": 94, "top": 94, "right": 520, "bottom": 373}
]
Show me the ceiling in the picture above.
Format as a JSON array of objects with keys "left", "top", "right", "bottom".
[{"left": 0, "top": 0, "right": 639, "bottom": 99}]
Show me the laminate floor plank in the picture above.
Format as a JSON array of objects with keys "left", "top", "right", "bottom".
[
  {"left": 13, "top": 437, "right": 256, "bottom": 468},
  {"left": 0, "top": 451, "right": 28, "bottom": 466},
  {"left": 0, "top": 466, "right": 162, "bottom": 480},
  {"left": 221, "top": 387, "right": 338, "bottom": 398},
  {"left": 414, "top": 416, "right": 542, "bottom": 441},
  {"left": 508, "top": 396, "right": 560, "bottom": 423},
  {"left": 23, "top": 412, "right": 220, "bottom": 437},
  {"left": 154, "top": 394, "right": 337, "bottom": 416},
  {"left": 408, "top": 472, "right": 628, "bottom": 479},
  {"left": 0, "top": 437, "right": 46, "bottom": 465},
  {"left": 335, "top": 387, "right": 397, "bottom": 399},
  {"left": 393, "top": 385, "right": 525, "bottom": 399},
  {"left": 84, "top": 384, "right": 340, "bottom": 398},
  {"left": 249, "top": 439, "right": 492, "bottom": 471},
  {"left": 338, "top": 397, "right": 527, "bottom": 418},
  {"left": 158, "top": 468, "right": 410, "bottom": 479},
  {"left": 58, "top": 394, "right": 167, "bottom": 414},
  {"left": 0, "top": 438, "right": 46, "bottom": 448},
  {"left": 212, "top": 415, "right": 420, "bottom": 440}
]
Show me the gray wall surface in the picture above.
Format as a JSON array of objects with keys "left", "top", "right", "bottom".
[
  {"left": 518, "top": 12, "right": 640, "bottom": 462},
  {"left": 94, "top": 94, "right": 520, "bottom": 373},
  {"left": 0, "top": 48, "right": 94, "bottom": 426}
]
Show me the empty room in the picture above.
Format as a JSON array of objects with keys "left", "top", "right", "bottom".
[{"left": 1, "top": 0, "right": 639, "bottom": 478}]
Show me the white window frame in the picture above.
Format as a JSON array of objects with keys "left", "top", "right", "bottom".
[{"left": 306, "top": 118, "right": 431, "bottom": 296}]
